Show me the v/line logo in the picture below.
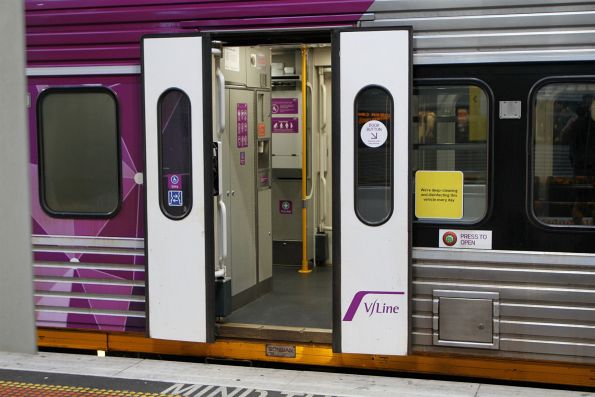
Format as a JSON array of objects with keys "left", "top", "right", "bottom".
[{"left": 343, "top": 291, "right": 405, "bottom": 321}]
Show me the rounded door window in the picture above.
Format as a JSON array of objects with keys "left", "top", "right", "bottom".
[
  {"left": 158, "top": 88, "right": 192, "bottom": 219},
  {"left": 354, "top": 85, "right": 394, "bottom": 226}
]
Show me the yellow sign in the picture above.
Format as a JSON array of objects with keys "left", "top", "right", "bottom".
[{"left": 415, "top": 171, "right": 464, "bottom": 219}]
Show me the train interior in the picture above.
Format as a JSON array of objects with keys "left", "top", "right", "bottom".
[
  {"left": 212, "top": 42, "right": 334, "bottom": 339},
  {"left": 210, "top": 42, "right": 493, "bottom": 339}
]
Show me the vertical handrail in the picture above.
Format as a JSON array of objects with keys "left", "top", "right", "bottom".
[
  {"left": 218, "top": 199, "right": 228, "bottom": 264},
  {"left": 318, "top": 67, "right": 327, "bottom": 229},
  {"left": 216, "top": 67, "right": 226, "bottom": 134},
  {"left": 212, "top": 47, "right": 225, "bottom": 135},
  {"left": 299, "top": 46, "right": 312, "bottom": 274}
]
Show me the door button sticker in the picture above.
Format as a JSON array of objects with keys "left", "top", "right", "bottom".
[{"left": 360, "top": 120, "right": 388, "bottom": 148}]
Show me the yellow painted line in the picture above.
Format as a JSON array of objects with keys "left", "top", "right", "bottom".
[{"left": 0, "top": 380, "right": 174, "bottom": 396}]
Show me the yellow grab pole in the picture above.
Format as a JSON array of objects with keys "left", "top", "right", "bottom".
[{"left": 299, "top": 46, "right": 311, "bottom": 274}]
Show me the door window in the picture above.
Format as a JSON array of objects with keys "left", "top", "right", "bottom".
[
  {"left": 354, "top": 85, "right": 394, "bottom": 226},
  {"left": 158, "top": 88, "right": 193, "bottom": 219}
]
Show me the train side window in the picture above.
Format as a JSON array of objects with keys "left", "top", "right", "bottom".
[
  {"left": 158, "top": 88, "right": 192, "bottom": 220},
  {"left": 413, "top": 84, "right": 490, "bottom": 223},
  {"left": 38, "top": 88, "right": 120, "bottom": 217},
  {"left": 531, "top": 81, "right": 595, "bottom": 227},
  {"left": 354, "top": 85, "right": 394, "bottom": 226}
]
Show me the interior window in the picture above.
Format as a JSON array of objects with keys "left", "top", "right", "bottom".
[
  {"left": 38, "top": 88, "right": 120, "bottom": 216},
  {"left": 413, "top": 84, "right": 490, "bottom": 223},
  {"left": 532, "top": 82, "right": 595, "bottom": 227}
]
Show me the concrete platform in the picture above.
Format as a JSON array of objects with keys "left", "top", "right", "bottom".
[{"left": 0, "top": 352, "right": 592, "bottom": 397}]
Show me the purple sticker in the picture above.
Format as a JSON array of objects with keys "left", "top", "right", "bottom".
[
  {"left": 279, "top": 200, "right": 292, "bottom": 214},
  {"left": 272, "top": 117, "right": 299, "bottom": 133},
  {"left": 240, "top": 151, "right": 246, "bottom": 165},
  {"left": 237, "top": 103, "right": 248, "bottom": 148},
  {"left": 167, "top": 174, "right": 182, "bottom": 190},
  {"left": 272, "top": 98, "right": 298, "bottom": 114}
]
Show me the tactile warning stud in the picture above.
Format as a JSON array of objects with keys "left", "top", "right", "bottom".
[{"left": 0, "top": 380, "right": 175, "bottom": 396}]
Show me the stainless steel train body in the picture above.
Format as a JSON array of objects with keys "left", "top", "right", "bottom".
[{"left": 24, "top": 0, "right": 595, "bottom": 384}]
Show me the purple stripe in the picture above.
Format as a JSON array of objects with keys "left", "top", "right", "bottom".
[
  {"left": 343, "top": 291, "right": 405, "bottom": 321},
  {"left": 28, "top": 45, "right": 140, "bottom": 62},
  {"left": 35, "top": 282, "right": 143, "bottom": 296},
  {"left": 26, "top": 1, "right": 373, "bottom": 27},
  {"left": 36, "top": 297, "right": 144, "bottom": 311},
  {"left": 34, "top": 266, "right": 141, "bottom": 281},
  {"left": 182, "top": 13, "right": 368, "bottom": 28},
  {"left": 26, "top": 21, "right": 186, "bottom": 34},
  {"left": 26, "top": 0, "right": 245, "bottom": 11},
  {"left": 27, "top": 29, "right": 183, "bottom": 46}
]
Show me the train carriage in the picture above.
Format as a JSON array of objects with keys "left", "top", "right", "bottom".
[{"left": 25, "top": 0, "right": 595, "bottom": 387}]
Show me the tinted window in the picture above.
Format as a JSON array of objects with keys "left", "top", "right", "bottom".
[
  {"left": 158, "top": 89, "right": 192, "bottom": 219},
  {"left": 413, "top": 84, "right": 489, "bottom": 222},
  {"left": 38, "top": 88, "right": 120, "bottom": 216},
  {"left": 354, "top": 86, "right": 394, "bottom": 226},
  {"left": 532, "top": 82, "right": 595, "bottom": 227}
]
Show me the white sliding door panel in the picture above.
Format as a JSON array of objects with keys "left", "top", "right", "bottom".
[
  {"left": 336, "top": 29, "right": 411, "bottom": 355},
  {"left": 143, "top": 35, "right": 212, "bottom": 343}
]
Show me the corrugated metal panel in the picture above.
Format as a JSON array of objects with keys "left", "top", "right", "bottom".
[
  {"left": 361, "top": 1, "right": 595, "bottom": 63},
  {"left": 25, "top": 0, "right": 595, "bottom": 65},
  {"left": 366, "top": 0, "right": 595, "bottom": 12},
  {"left": 412, "top": 247, "right": 595, "bottom": 363},
  {"left": 24, "top": 0, "right": 372, "bottom": 66},
  {"left": 33, "top": 236, "right": 146, "bottom": 332}
]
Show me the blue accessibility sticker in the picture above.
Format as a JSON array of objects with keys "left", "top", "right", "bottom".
[{"left": 168, "top": 190, "right": 183, "bottom": 207}]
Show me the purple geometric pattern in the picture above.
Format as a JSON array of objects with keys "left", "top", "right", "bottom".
[
  {"left": 29, "top": 75, "right": 145, "bottom": 332},
  {"left": 24, "top": 0, "right": 376, "bottom": 333}
]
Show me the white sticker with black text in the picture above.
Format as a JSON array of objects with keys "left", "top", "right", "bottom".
[
  {"left": 439, "top": 229, "right": 492, "bottom": 249},
  {"left": 360, "top": 120, "right": 388, "bottom": 148}
]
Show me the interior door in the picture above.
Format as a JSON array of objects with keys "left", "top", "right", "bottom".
[
  {"left": 332, "top": 28, "right": 411, "bottom": 355},
  {"left": 228, "top": 88, "right": 258, "bottom": 296},
  {"left": 142, "top": 34, "right": 214, "bottom": 343}
]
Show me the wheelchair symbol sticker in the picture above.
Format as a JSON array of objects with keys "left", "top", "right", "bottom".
[
  {"left": 168, "top": 174, "right": 182, "bottom": 190},
  {"left": 168, "top": 190, "right": 183, "bottom": 207}
]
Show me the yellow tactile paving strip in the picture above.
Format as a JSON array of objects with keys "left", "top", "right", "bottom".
[{"left": 0, "top": 380, "right": 173, "bottom": 396}]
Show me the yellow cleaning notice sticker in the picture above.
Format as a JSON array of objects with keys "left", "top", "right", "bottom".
[{"left": 415, "top": 170, "right": 464, "bottom": 219}]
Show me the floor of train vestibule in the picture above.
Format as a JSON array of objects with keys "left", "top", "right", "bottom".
[
  {"left": 224, "top": 264, "right": 332, "bottom": 329},
  {"left": 0, "top": 352, "right": 592, "bottom": 397}
]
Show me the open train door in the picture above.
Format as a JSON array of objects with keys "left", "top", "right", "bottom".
[
  {"left": 332, "top": 28, "right": 411, "bottom": 355},
  {"left": 142, "top": 34, "right": 214, "bottom": 343}
]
